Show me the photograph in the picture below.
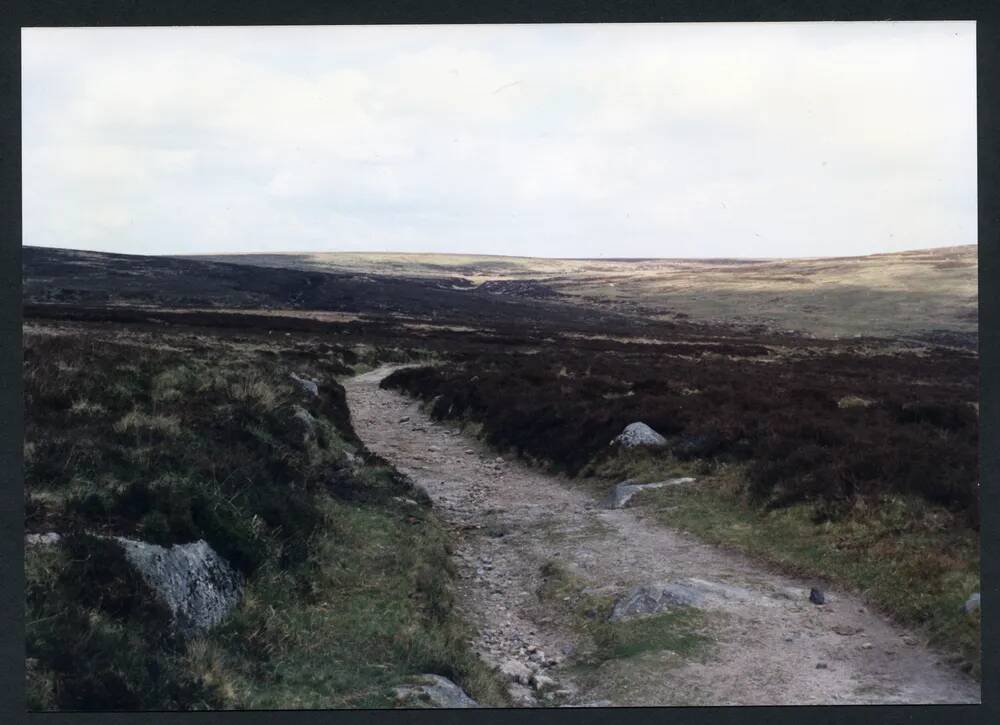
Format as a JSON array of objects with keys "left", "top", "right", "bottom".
[{"left": 21, "top": 20, "right": 980, "bottom": 710}]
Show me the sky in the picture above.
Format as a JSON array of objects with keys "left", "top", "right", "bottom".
[{"left": 22, "top": 22, "right": 976, "bottom": 259}]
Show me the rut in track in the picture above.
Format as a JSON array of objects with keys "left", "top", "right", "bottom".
[{"left": 344, "top": 367, "right": 979, "bottom": 707}]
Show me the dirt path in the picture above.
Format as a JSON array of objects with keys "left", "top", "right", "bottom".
[{"left": 344, "top": 367, "right": 979, "bottom": 707}]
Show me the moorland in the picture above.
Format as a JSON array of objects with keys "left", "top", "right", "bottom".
[{"left": 23, "top": 243, "right": 980, "bottom": 708}]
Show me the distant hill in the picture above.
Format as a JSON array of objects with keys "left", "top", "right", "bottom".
[
  {"left": 21, "top": 246, "right": 631, "bottom": 333},
  {"left": 184, "top": 245, "right": 977, "bottom": 340}
]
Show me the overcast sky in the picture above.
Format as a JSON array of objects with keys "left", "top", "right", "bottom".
[{"left": 22, "top": 22, "right": 976, "bottom": 259}]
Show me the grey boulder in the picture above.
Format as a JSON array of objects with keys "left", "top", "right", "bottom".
[
  {"left": 114, "top": 537, "right": 242, "bottom": 637},
  {"left": 392, "top": 674, "right": 479, "bottom": 708},
  {"left": 609, "top": 582, "right": 706, "bottom": 621},
  {"left": 289, "top": 371, "right": 319, "bottom": 397},
  {"left": 610, "top": 422, "right": 667, "bottom": 448}
]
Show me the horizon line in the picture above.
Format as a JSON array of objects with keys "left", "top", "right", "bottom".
[{"left": 23, "top": 242, "right": 977, "bottom": 264}]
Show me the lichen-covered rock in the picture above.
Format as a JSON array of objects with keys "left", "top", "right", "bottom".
[
  {"left": 289, "top": 371, "right": 319, "bottom": 397},
  {"left": 610, "top": 422, "right": 667, "bottom": 448},
  {"left": 609, "top": 582, "right": 705, "bottom": 621},
  {"left": 114, "top": 537, "right": 242, "bottom": 637},
  {"left": 392, "top": 674, "right": 479, "bottom": 708}
]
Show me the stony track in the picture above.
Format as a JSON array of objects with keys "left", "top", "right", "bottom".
[{"left": 344, "top": 366, "right": 980, "bottom": 707}]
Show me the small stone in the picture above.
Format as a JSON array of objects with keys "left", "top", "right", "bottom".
[
  {"left": 398, "top": 416, "right": 410, "bottom": 423},
  {"left": 961, "top": 592, "right": 981, "bottom": 614},
  {"left": 816, "top": 662, "right": 828, "bottom": 669},
  {"left": 809, "top": 588, "right": 825, "bottom": 605},
  {"left": 506, "top": 682, "right": 535, "bottom": 706},
  {"left": 531, "top": 673, "right": 557, "bottom": 691},
  {"left": 288, "top": 371, "right": 319, "bottom": 397},
  {"left": 499, "top": 659, "right": 533, "bottom": 685},
  {"left": 25, "top": 532, "right": 62, "bottom": 546},
  {"left": 393, "top": 674, "right": 479, "bottom": 708},
  {"left": 861, "top": 642, "right": 873, "bottom": 650},
  {"left": 903, "top": 635, "right": 919, "bottom": 646},
  {"left": 465, "top": 449, "right": 475, "bottom": 455}
]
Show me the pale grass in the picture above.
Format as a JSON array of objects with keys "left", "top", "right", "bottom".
[
  {"left": 113, "top": 410, "right": 182, "bottom": 437},
  {"left": 70, "top": 398, "right": 107, "bottom": 416}
]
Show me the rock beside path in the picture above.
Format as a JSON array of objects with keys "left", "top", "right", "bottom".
[
  {"left": 25, "top": 532, "right": 242, "bottom": 637},
  {"left": 610, "top": 582, "right": 706, "bottom": 621},
  {"left": 603, "top": 477, "right": 696, "bottom": 509},
  {"left": 392, "top": 674, "right": 479, "bottom": 708},
  {"left": 114, "top": 537, "right": 242, "bottom": 637},
  {"left": 289, "top": 371, "right": 319, "bottom": 397},
  {"left": 610, "top": 422, "right": 667, "bottom": 448}
]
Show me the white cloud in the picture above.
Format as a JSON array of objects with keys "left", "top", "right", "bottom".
[{"left": 22, "top": 22, "right": 976, "bottom": 258}]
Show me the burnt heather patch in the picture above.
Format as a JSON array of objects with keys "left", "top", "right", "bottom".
[{"left": 381, "top": 344, "right": 979, "bottom": 523}]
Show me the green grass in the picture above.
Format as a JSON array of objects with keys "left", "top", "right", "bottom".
[
  {"left": 597, "top": 456, "right": 981, "bottom": 678},
  {"left": 198, "top": 497, "right": 508, "bottom": 709},
  {"left": 535, "top": 561, "right": 710, "bottom": 666}
]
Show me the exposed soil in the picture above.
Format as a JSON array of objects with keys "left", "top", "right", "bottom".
[{"left": 344, "top": 366, "right": 980, "bottom": 707}]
